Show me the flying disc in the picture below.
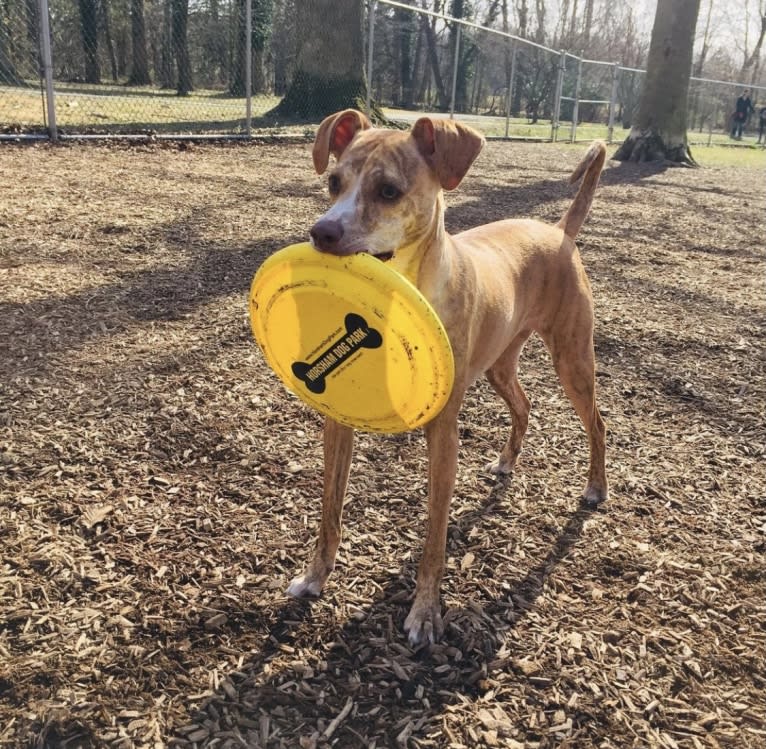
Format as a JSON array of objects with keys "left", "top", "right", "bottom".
[{"left": 249, "top": 242, "right": 454, "bottom": 433}]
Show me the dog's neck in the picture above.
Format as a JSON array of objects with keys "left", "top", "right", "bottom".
[{"left": 388, "top": 193, "right": 449, "bottom": 291}]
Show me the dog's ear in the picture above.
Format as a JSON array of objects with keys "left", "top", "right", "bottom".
[
  {"left": 313, "top": 110, "right": 372, "bottom": 174},
  {"left": 411, "top": 118, "right": 485, "bottom": 190}
]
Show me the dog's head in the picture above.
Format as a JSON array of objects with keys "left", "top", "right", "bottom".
[{"left": 310, "top": 109, "right": 485, "bottom": 260}]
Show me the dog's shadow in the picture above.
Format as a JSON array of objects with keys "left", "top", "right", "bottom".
[{"left": 176, "top": 487, "right": 600, "bottom": 747}]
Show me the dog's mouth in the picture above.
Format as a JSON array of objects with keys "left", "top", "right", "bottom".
[{"left": 356, "top": 250, "right": 394, "bottom": 263}]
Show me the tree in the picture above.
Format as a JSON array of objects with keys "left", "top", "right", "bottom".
[
  {"left": 740, "top": 1, "right": 766, "bottom": 84},
  {"left": 230, "top": 0, "right": 272, "bottom": 96},
  {"left": 78, "top": 0, "right": 101, "bottom": 83},
  {"left": 614, "top": 0, "right": 702, "bottom": 165},
  {"left": 271, "top": 0, "right": 368, "bottom": 120},
  {"left": 423, "top": 9, "right": 450, "bottom": 110},
  {"left": 128, "top": 0, "right": 151, "bottom": 85},
  {"left": 393, "top": 3, "right": 417, "bottom": 108},
  {"left": 171, "top": 0, "right": 192, "bottom": 94},
  {"left": 100, "top": 0, "right": 118, "bottom": 82},
  {"left": 0, "top": 2, "right": 25, "bottom": 86}
]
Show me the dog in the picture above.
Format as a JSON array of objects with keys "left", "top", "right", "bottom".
[{"left": 287, "top": 109, "right": 608, "bottom": 648}]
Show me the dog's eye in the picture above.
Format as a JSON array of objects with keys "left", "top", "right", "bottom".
[
  {"left": 328, "top": 174, "right": 341, "bottom": 195},
  {"left": 379, "top": 183, "right": 401, "bottom": 201}
]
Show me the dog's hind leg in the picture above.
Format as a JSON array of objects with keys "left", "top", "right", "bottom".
[
  {"left": 287, "top": 418, "right": 354, "bottom": 597},
  {"left": 541, "top": 319, "right": 608, "bottom": 504},
  {"left": 484, "top": 331, "right": 532, "bottom": 475}
]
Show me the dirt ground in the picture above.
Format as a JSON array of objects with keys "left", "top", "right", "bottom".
[{"left": 1, "top": 138, "right": 764, "bottom": 749}]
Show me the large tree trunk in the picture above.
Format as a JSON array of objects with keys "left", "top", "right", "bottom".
[
  {"left": 271, "top": 0, "right": 368, "bottom": 121},
  {"left": 614, "top": 0, "right": 701, "bottom": 166},
  {"left": 171, "top": 0, "right": 193, "bottom": 95},
  {"left": 78, "top": 0, "right": 101, "bottom": 83},
  {"left": 128, "top": 0, "right": 151, "bottom": 84}
]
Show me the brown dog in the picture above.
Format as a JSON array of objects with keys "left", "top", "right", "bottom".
[{"left": 287, "top": 110, "right": 608, "bottom": 647}]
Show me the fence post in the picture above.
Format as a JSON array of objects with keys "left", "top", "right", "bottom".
[
  {"left": 607, "top": 62, "right": 620, "bottom": 144},
  {"left": 38, "top": 0, "right": 57, "bottom": 141},
  {"left": 504, "top": 40, "right": 517, "bottom": 139},
  {"left": 570, "top": 56, "right": 582, "bottom": 142},
  {"left": 245, "top": 0, "right": 252, "bottom": 136},
  {"left": 551, "top": 50, "right": 566, "bottom": 142},
  {"left": 365, "top": 0, "right": 376, "bottom": 117},
  {"left": 450, "top": 25, "right": 461, "bottom": 119}
]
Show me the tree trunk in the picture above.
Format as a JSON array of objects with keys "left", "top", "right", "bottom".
[
  {"left": 0, "top": 2, "right": 25, "bottom": 86},
  {"left": 409, "top": 15, "right": 424, "bottom": 108},
  {"left": 128, "top": 0, "right": 151, "bottom": 84},
  {"left": 159, "top": 0, "right": 175, "bottom": 89},
  {"left": 271, "top": 0, "right": 368, "bottom": 121},
  {"left": 229, "top": 0, "right": 247, "bottom": 95},
  {"left": 100, "top": 0, "right": 118, "bottom": 82},
  {"left": 516, "top": 0, "right": 528, "bottom": 37},
  {"left": 614, "top": 0, "right": 701, "bottom": 166},
  {"left": 689, "top": 0, "right": 712, "bottom": 130},
  {"left": 423, "top": 12, "right": 449, "bottom": 110},
  {"left": 78, "top": 0, "right": 101, "bottom": 83},
  {"left": 582, "top": 0, "right": 594, "bottom": 46},
  {"left": 395, "top": 6, "right": 415, "bottom": 108},
  {"left": 171, "top": 0, "right": 193, "bottom": 95},
  {"left": 229, "top": 0, "right": 271, "bottom": 96},
  {"left": 741, "top": 10, "right": 766, "bottom": 84}
]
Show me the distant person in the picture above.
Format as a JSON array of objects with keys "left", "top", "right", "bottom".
[
  {"left": 758, "top": 105, "right": 766, "bottom": 144},
  {"left": 730, "top": 89, "right": 754, "bottom": 139}
]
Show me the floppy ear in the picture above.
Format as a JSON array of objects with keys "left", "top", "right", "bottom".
[
  {"left": 312, "top": 109, "right": 372, "bottom": 174},
  {"left": 411, "top": 117, "right": 485, "bottom": 190}
]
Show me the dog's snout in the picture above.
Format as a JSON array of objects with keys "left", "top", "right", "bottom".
[{"left": 310, "top": 218, "right": 344, "bottom": 253}]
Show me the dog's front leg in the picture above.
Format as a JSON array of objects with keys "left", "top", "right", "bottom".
[
  {"left": 287, "top": 417, "right": 354, "bottom": 598},
  {"left": 404, "top": 406, "right": 460, "bottom": 647}
]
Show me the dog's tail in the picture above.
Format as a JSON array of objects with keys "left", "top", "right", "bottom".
[{"left": 557, "top": 140, "right": 606, "bottom": 240}]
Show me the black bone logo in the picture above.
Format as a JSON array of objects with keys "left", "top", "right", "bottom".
[{"left": 291, "top": 313, "right": 383, "bottom": 394}]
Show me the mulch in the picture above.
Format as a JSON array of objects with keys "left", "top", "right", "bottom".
[{"left": 0, "top": 138, "right": 764, "bottom": 749}]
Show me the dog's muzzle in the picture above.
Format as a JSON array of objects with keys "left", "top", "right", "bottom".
[
  {"left": 310, "top": 217, "right": 393, "bottom": 261},
  {"left": 310, "top": 218, "right": 350, "bottom": 255}
]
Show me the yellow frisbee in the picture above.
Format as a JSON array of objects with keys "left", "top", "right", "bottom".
[{"left": 249, "top": 243, "right": 454, "bottom": 433}]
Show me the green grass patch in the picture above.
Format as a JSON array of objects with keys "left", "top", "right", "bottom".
[{"left": 3, "top": 83, "right": 766, "bottom": 165}]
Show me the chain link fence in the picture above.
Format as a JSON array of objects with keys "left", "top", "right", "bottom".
[
  {"left": 1, "top": 0, "right": 299, "bottom": 137},
  {"left": 369, "top": 0, "right": 766, "bottom": 147},
  {"left": 1, "top": 0, "right": 765, "bottom": 143},
  {"left": 0, "top": 0, "right": 46, "bottom": 132}
]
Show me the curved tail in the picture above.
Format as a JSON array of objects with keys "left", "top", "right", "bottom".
[{"left": 557, "top": 140, "right": 606, "bottom": 240}]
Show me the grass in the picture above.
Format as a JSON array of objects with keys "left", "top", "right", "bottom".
[
  {"left": 0, "top": 80, "right": 281, "bottom": 132},
  {"left": 2, "top": 82, "right": 764, "bottom": 168}
]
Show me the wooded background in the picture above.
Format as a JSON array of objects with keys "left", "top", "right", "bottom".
[{"left": 1, "top": 0, "right": 765, "bottom": 136}]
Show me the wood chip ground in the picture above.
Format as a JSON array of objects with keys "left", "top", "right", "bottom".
[{"left": 0, "top": 140, "right": 764, "bottom": 748}]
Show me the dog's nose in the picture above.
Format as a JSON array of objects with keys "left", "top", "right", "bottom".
[{"left": 310, "top": 218, "right": 344, "bottom": 253}]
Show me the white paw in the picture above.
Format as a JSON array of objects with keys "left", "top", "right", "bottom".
[
  {"left": 404, "top": 602, "right": 443, "bottom": 648},
  {"left": 583, "top": 483, "right": 608, "bottom": 505},
  {"left": 286, "top": 573, "right": 323, "bottom": 598},
  {"left": 484, "top": 456, "right": 512, "bottom": 475}
]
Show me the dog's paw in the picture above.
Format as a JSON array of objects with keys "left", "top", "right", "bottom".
[
  {"left": 286, "top": 572, "right": 324, "bottom": 598},
  {"left": 484, "top": 456, "right": 513, "bottom": 475},
  {"left": 404, "top": 601, "right": 443, "bottom": 649},
  {"left": 582, "top": 482, "right": 608, "bottom": 506}
]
